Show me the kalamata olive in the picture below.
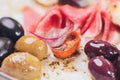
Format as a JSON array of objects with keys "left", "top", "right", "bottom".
[
  {"left": 0, "top": 17, "right": 24, "bottom": 42},
  {"left": 0, "top": 37, "right": 14, "bottom": 65},
  {"left": 59, "top": 0, "right": 88, "bottom": 7},
  {"left": 89, "top": 56, "right": 116, "bottom": 80},
  {"left": 15, "top": 35, "right": 48, "bottom": 60},
  {"left": 115, "top": 55, "right": 120, "bottom": 79},
  {"left": 84, "top": 40, "right": 119, "bottom": 61}
]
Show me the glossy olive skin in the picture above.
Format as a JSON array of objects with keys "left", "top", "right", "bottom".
[
  {"left": 15, "top": 35, "right": 48, "bottom": 60},
  {"left": 1, "top": 52, "right": 41, "bottom": 80},
  {"left": 89, "top": 56, "right": 116, "bottom": 80},
  {"left": 115, "top": 55, "right": 120, "bottom": 80},
  {"left": 0, "top": 37, "right": 14, "bottom": 65},
  {"left": 84, "top": 40, "right": 119, "bottom": 61},
  {"left": 0, "top": 17, "right": 24, "bottom": 42},
  {"left": 59, "top": 0, "right": 80, "bottom": 7}
]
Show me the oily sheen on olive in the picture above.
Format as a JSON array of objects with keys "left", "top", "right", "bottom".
[
  {"left": 84, "top": 40, "right": 120, "bottom": 61},
  {"left": 88, "top": 56, "right": 116, "bottom": 80},
  {"left": 1, "top": 52, "right": 41, "bottom": 80},
  {"left": 15, "top": 35, "right": 48, "bottom": 60},
  {"left": 0, "top": 17, "right": 24, "bottom": 42},
  {"left": 115, "top": 55, "right": 120, "bottom": 79},
  {"left": 0, "top": 37, "right": 14, "bottom": 65}
]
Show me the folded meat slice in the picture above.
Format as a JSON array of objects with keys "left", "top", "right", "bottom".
[
  {"left": 60, "top": 1, "right": 102, "bottom": 38},
  {"left": 29, "top": 6, "right": 74, "bottom": 47},
  {"left": 60, "top": 4, "right": 96, "bottom": 31},
  {"left": 95, "top": 11, "right": 120, "bottom": 45},
  {"left": 100, "top": 11, "right": 111, "bottom": 41},
  {"left": 23, "top": 7, "right": 42, "bottom": 35},
  {"left": 23, "top": 1, "right": 120, "bottom": 47},
  {"left": 80, "top": 2, "right": 101, "bottom": 35},
  {"left": 108, "top": 24, "right": 120, "bottom": 45},
  {"left": 82, "top": 10, "right": 102, "bottom": 38},
  {"left": 60, "top": 5, "right": 90, "bottom": 24}
]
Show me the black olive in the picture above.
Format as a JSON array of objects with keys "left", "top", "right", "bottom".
[
  {"left": 0, "top": 37, "right": 14, "bottom": 65},
  {"left": 0, "top": 17, "right": 24, "bottom": 42}
]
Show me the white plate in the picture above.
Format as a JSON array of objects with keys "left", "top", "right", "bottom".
[{"left": 1, "top": 0, "right": 120, "bottom": 80}]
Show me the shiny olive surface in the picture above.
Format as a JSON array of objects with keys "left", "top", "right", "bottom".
[
  {"left": 0, "top": 17, "right": 24, "bottom": 42},
  {"left": 15, "top": 35, "right": 48, "bottom": 60},
  {"left": 115, "top": 55, "right": 120, "bottom": 79},
  {"left": 0, "top": 37, "right": 14, "bottom": 65},
  {"left": 89, "top": 56, "right": 116, "bottom": 80},
  {"left": 84, "top": 40, "right": 119, "bottom": 61},
  {"left": 1, "top": 52, "right": 41, "bottom": 80}
]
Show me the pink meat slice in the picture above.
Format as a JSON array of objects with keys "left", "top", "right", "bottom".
[
  {"left": 60, "top": 2, "right": 102, "bottom": 38},
  {"left": 94, "top": 10, "right": 120, "bottom": 45},
  {"left": 23, "top": 6, "right": 42, "bottom": 35},
  {"left": 108, "top": 24, "right": 120, "bottom": 45},
  {"left": 30, "top": 6, "right": 62, "bottom": 36},
  {"left": 60, "top": 4, "right": 95, "bottom": 31},
  {"left": 29, "top": 6, "right": 74, "bottom": 47},
  {"left": 23, "top": 1, "right": 120, "bottom": 47},
  {"left": 82, "top": 10, "right": 102, "bottom": 38},
  {"left": 100, "top": 11, "right": 111, "bottom": 41},
  {"left": 101, "top": 11, "right": 120, "bottom": 45}
]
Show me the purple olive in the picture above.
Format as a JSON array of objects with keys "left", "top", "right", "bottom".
[
  {"left": 84, "top": 40, "right": 119, "bottom": 61},
  {"left": 89, "top": 56, "right": 116, "bottom": 80},
  {"left": 59, "top": 0, "right": 80, "bottom": 7},
  {"left": 115, "top": 55, "right": 120, "bottom": 79},
  {"left": 59, "top": 0, "right": 88, "bottom": 7}
]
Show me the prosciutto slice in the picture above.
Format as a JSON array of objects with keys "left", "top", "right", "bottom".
[
  {"left": 108, "top": 24, "right": 120, "bottom": 44},
  {"left": 23, "top": 0, "right": 120, "bottom": 47},
  {"left": 23, "top": 7, "right": 42, "bottom": 35},
  {"left": 24, "top": 6, "right": 74, "bottom": 47}
]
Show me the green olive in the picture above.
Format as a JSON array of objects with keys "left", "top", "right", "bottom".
[
  {"left": 15, "top": 35, "right": 48, "bottom": 60},
  {"left": 1, "top": 52, "right": 41, "bottom": 80}
]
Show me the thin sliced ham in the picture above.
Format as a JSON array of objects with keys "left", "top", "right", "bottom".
[
  {"left": 60, "top": 4, "right": 95, "bottom": 31},
  {"left": 23, "top": 0, "right": 120, "bottom": 47},
  {"left": 80, "top": 2, "right": 101, "bottom": 35},
  {"left": 29, "top": 5, "right": 74, "bottom": 47},
  {"left": 94, "top": 10, "right": 120, "bottom": 45},
  {"left": 108, "top": 24, "right": 120, "bottom": 44},
  {"left": 23, "top": 6, "right": 42, "bottom": 35},
  {"left": 101, "top": 11, "right": 111, "bottom": 41},
  {"left": 82, "top": 10, "right": 102, "bottom": 38}
]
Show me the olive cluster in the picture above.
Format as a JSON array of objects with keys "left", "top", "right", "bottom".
[
  {"left": 0, "top": 17, "right": 48, "bottom": 80},
  {"left": 84, "top": 40, "right": 120, "bottom": 80},
  {"left": 0, "top": 17, "right": 24, "bottom": 64}
]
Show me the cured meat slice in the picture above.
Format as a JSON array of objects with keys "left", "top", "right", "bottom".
[
  {"left": 60, "top": 4, "right": 95, "bottom": 31},
  {"left": 29, "top": 6, "right": 74, "bottom": 47},
  {"left": 82, "top": 10, "right": 102, "bottom": 38},
  {"left": 23, "top": 0, "right": 120, "bottom": 47},
  {"left": 101, "top": 11, "right": 111, "bottom": 41},
  {"left": 108, "top": 24, "right": 120, "bottom": 44},
  {"left": 23, "top": 6, "right": 41, "bottom": 35},
  {"left": 95, "top": 11, "right": 120, "bottom": 45}
]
